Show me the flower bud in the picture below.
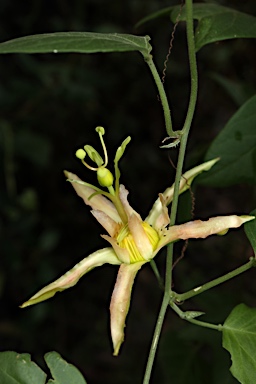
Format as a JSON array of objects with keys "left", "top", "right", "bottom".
[{"left": 97, "top": 167, "right": 114, "bottom": 187}]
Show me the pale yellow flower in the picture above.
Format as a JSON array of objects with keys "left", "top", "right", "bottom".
[{"left": 21, "top": 128, "right": 254, "bottom": 356}]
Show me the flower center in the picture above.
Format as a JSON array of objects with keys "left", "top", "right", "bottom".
[{"left": 116, "top": 222, "right": 159, "bottom": 263}]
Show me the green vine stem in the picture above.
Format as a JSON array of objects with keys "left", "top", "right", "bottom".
[
  {"left": 175, "top": 257, "right": 256, "bottom": 302},
  {"left": 165, "top": 0, "right": 198, "bottom": 323},
  {"left": 144, "top": 56, "right": 174, "bottom": 137},
  {"left": 150, "top": 260, "right": 164, "bottom": 290},
  {"left": 143, "top": 1, "right": 198, "bottom": 383},
  {"left": 142, "top": 292, "right": 171, "bottom": 384}
]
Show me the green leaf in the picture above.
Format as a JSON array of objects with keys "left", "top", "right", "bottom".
[
  {"left": 223, "top": 304, "right": 256, "bottom": 384},
  {"left": 45, "top": 352, "right": 87, "bottom": 384},
  {"left": 0, "top": 351, "right": 87, "bottom": 384},
  {"left": 199, "top": 94, "right": 256, "bottom": 187},
  {"left": 0, "top": 32, "right": 151, "bottom": 57},
  {"left": 137, "top": 4, "right": 256, "bottom": 51},
  {"left": 0, "top": 351, "right": 46, "bottom": 384},
  {"left": 172, "top": 4, "right": 256, "bottom": 51},
  {"left": 244, "top": 209, "right": 256, "bottom": 254}
]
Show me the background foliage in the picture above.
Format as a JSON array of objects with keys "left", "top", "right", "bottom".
[{"left": 0, "top": 0, "right": 256, "bottom": 383}]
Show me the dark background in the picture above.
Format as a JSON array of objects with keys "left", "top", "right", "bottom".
[{"left": 0, "top": 1, "right": 256, "bottom": 383}]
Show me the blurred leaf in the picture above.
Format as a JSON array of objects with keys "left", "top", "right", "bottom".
[
  {"left": 135, "top": 6, "right": 173, "bottom": 28},
  {"left": 223, "top": 304, "right": 256, "bottom": 384},
  {"left": 0, "top": 32, "right": 151, "bottom": 57},
  {"left": 137, "top": 4, "right": 256, "bottom": 51},
  {"left": 244, "top": 209, "right": 256, "bottom": 254},
  {"left": 199, "top": 94, "right": 256, "bottom": 187},
  {"left": 18, "top": 188, "right": 38, "bottom": 211},
  {"left": 38, "top": 229, "right": 60, "bottom": 252},
  {"left": 0, "top": 351, "right": 46, "bottom": 384},
  {"left": 45, "top": 351, "right": 87, "bottom": 384},
  {"left": 209, "top": 73, "right": 254, "bottom": 107},
  {"left": 15, "top": 129, "right": 52, "bottom": 168}
]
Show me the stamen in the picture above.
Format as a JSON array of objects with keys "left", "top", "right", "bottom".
[
  {"left": 96, "top": 126, "right": 108, "bottom": 167},
  {"left": 75, "top": 128, "right": 118, "bottom": 194},
  {"left": 75, "top": 148, "right": 98, "bottom": 171}
]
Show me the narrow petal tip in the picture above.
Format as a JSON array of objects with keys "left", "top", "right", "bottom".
[
  {"left": 20, "top": 248, "right": 120, "bottom": 309},
  {"left": 110, "top": 263, "right": 144, "bottom": 356},
  {"left": 240, "top": 215, "right": 255, "bottom": 223},
  {"left": 113, "top": 340, "right": 123, "bottom": 356},
  {"left": 64, "top": 170, "right": 76, "bottom": 179}
]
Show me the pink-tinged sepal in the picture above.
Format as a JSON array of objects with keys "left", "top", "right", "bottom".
[
  {"left": 65, "top": 171, "right": 121, "bottom": 223},
  {"left": 146, "top": 158, "right": 219, "bottom": 228},
  {"left": 110, "top": 261, "right": 145, "bottom": 356},
  {"left": 20, "top": 248, "right": 120, "bottom": 308},
  {"left": 157, "top": 215, "right": 255, "bottom": 250},
  {"left": 152, "top": 193, "right": 169, "bottom": 232}
]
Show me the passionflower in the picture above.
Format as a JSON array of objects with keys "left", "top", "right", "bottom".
[{"left": 20, "top": 127, "right": 254, "bottom": 355}]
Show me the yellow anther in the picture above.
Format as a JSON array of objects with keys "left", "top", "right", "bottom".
[
  {"left": 76, "top": 149, "right": 86, "bottom": 160},
  {"left": 142, "top": 222, "right": 159, "bottom": 250}
]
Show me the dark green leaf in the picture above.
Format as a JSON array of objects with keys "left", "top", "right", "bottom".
[
  {"left": 137, "top": 4, "right": 256, "bottom": 51},
  {"left": 0, "top": 32, "right": 151, "bottom": 56},
  {"left": 199, "top": 94, "right": 256, "bottom": 187},
  {"left": 244, "top": 209, "right": 256, "bottom": 254},
  {"left": 0, "top": 351, "right": 46, "bottom": 384},
  {"left": 223, "top": 304, "right": 256, "bottom": 383},
  {"left": 45, "top": 352, "right": 87, "bottom": 384}
]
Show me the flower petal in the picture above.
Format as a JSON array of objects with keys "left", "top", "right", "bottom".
[
  {"left": 150, "top": 193, "right": 169, "bottom": 231},
  {"left": 146, "top": 158, "right": 219, "bottom": 227},
  {"left": 128, "top": 214, "right": 153, "bottom": 260},
  {"left": 91, "top": 209, "right": 120, "bottom": 237},
  {"left": 156, "top": 215, "right": 255, "bottom": 251},
  {"left": 110, "top": 261, "right": 145, "bottom": 356},
  {"left": 20, "top": 248, "right": 120, "bottom": 308},
  {"left": 65, "top": 171, "right": 121, "bottom": 223},
  {"left": 119, "top": 184, "right": 142, "bottom": 220},
  {"left": 102, "top": 235, "right": 130, "bottom": 264}
]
